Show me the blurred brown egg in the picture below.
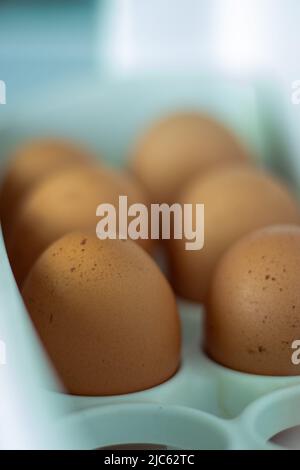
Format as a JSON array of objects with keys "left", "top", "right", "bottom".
[
  {"left": 130, "top": 112, "right": 251, "bottom": 204},
  {"left": 0, "top": 138, "right": 94, "bottom": 234},
  {"left": 168, "top": 166, "right": 300, "bottom": 303},
  {"left": 8, "top": 165, "right": 153, "bottom": 286},
  {"left": 22, "top": 232, "right": 181, "bottom": 395},
  {"left": 205, "top": 225, "right": 300, "bottom": 376}
]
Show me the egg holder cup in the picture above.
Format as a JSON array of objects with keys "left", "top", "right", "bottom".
[
  {"left": 52, "top": 303, "right": 300, "bottom": 450},
  {"left": 1, "top": 75, "right": 300, "bottom": 449}
]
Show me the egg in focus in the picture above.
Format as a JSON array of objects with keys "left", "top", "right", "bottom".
[
  {"left": 130, "top": 112, "right": 251, "bottom": 204},
  {"left": 0, "top": 138, "right": 94, "bottom": 234},
  {"left": 7, "top": 165, "right": 153, "bottom": 286},
  {"left": 168, "top": 165, "right": 300, "bottom": 303},
  {"left": 205, "top": 225, "right": 300, "bottom": 376},
  {"left": 22, "top": 232, "right": 181, "bottom": 396}
]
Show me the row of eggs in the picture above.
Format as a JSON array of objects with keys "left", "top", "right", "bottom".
[{"left": 1, "top": 112, "right": 300, "bottom": 396}]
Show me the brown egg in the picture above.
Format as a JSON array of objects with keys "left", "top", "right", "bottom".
[
  {"left": 130, "top": 112, "right": 250, "bottom": 204},
  {"left": 8, "top": 165, "right": 153, "bottom": 286},
  {"left": 22, "top": 232, "right": 181, "bottom": 395},
  {"left": 0, "top": 138, "right": 94, "bottom": 234},
  {"left": 169, "top": 166, "right": 300, "bottom": 303},
  {"left": 205, "top": 225, "right": 300, "bottom": 376}
]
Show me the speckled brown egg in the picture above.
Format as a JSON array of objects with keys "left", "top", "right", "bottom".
[
  {"left": 0, "top": 138, "right": 94, "bottom": 234},
  {"left": 8, "top": 165, "right": 153, "bottom": 286},
  {"left": 205, "top": 225, "right": 300, "bottom": 376},
  {"left": 130, "top": 112, "right": 251, "bottom": 204},
  {"left": 22, "top": 232, "right": 181, "bottom": 395},
  {"left": 168, "top": 166, "right": 300, "bottom": 303}
]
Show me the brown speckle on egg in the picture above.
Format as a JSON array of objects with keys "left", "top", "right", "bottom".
[
  {"left": 205, "top": 225, "right": 300, "bottom": 376},
  {"left": 22, "top": 232, "right": 181, "bottom": 396}
]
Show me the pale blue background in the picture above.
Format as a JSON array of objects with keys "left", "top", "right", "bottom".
[
  {"left": 1, "top": 0, "right": 300, "bottom": 107},
  {"left": 0, "top": 0, "right": 99, "bottom": 106}
]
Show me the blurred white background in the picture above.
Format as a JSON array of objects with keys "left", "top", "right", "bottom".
[
  {"left": 102, "top": 0, "right": 300, "bottom": 79},
  {"left": 1, "top": 0, "right": 300, "bottom": 98}
]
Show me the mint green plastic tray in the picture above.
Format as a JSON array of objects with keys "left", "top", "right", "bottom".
[{"left": 1, "top": 75, "right": 300, "bottom": 449}]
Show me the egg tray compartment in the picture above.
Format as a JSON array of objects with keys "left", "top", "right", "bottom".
[
  {"left": 1, "top": 75, "right": 300, "bottom": 449},
  {"left": 52, "top": 303, "right": 300, "bottom": 450}
]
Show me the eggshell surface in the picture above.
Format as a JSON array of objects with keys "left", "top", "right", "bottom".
[
  {"left": 169, "top": 166, "right": 300, "bottom": 303},
  {"left": 22, "top": 232, "right": 181, "bottom": 396},
  {"left": 0, "top": 138, "right": 93, "bottom": 232},
  {"left": 205, "top": 225, "right": 300, "bottom": 376},
  {"left": 130, "top": 112, "right": 250, "bottom": 204},
  {"left": 8, "top": 165, "right": 152, "bottom": 286}
]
